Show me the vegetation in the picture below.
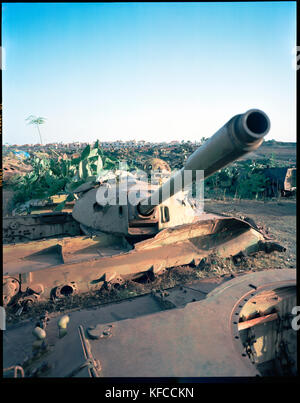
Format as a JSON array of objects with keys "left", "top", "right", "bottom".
[
  {"left": 9, "top": 141, "right": 119, "bottom": 210},
  {"left": 204, "top": 154, "right": 291, "bottom": 200},
  {"left": 5, "top": 137, "right": 293, "bottom": 212},
  {"left": 204, "top": 161, "right": 268, "bottom": 199},
  {"left": 25, "top": 116, "right": 47, "bottom": 145}
]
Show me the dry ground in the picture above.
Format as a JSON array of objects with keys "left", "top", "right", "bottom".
[
  {"left": 239, "top": 144, "right": 296, "bottom": 164},
  {"left": 204, "top": 198, "right": 296, "bottom": 269}
]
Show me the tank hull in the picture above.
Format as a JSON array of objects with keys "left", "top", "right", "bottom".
[
  {"left": 3, "top": 269, "right": 296, "bottom": 377},
  {"left": 3, "top": 214, "right": 266, "bottom": 305}
]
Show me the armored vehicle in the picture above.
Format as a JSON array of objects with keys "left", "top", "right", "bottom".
[
  {"left": 4, "top": 109, "right": 273, "bottom": 307},
  {"left": 263, "top": 167, "right": 296, "bottom": 197}
]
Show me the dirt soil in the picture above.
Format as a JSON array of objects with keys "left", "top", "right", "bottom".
[
  {"left": 239, "top": 144, "right": 296, "bottom": 164},
  {"left": 204, "top": 197, "right": 296, "bottom": 269}
]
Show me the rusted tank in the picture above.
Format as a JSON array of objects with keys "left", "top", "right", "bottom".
[
  {"left": 263, "top": 167, "right": 296, "bottom": 197},
  {"left": 3, "top": 109, "right": 272, "bottom": 307},
  {"left": 3, "top": 269, "right": 296, "bottom": 377}
]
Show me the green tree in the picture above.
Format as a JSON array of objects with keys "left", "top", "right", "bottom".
[{"left": 26, "top": 115, "right": 46, "bottom": 144}]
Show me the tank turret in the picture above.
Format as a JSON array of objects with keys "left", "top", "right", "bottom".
[{"left": 72, "top": 109, "right": 270, "bottom": 237}]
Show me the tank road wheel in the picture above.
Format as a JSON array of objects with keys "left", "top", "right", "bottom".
[
  {"left": 103, "top": 276, "right": 125, "bottom": 291},
  {"left": 51, "top": 282, "right": 78, "bottom": 300},
  {"left": 9, "top": 221, "right": 20, "bottom": 230},
  {"left": 3, "top": 276, "right": 20, "bottom": 307}
]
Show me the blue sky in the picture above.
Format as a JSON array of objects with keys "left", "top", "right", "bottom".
[{"left": 2, "top": 2, "right": 296, "bottom": 144}]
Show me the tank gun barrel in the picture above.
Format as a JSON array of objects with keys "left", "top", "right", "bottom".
[{"left": 138, "top": 109, "right": 270, "bottom": 216}]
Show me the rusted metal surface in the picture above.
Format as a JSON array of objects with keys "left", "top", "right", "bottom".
[
  {"left": 88, "top": 269, "right": 295, "bottom": 377},
  {"left": 4, "top": 269, "right": 295, "bottom": 377},
  {"left": 264, "top": 167, "right": 296, "bottom": 197},
  {"left": 237, "top": 286, "right": 297, "bottom": 375},
  {"left": 239, "top": 287, "right": 296, "bottom": 321},
  {"left": 4, "top": 238, "right": 64, "bottom": 275},
  {"left": 3, "top": 216, "right": 266, "bottom": 304},
  {"left": 70, "top": 325, "right": 101, "bottom": 377},
  {"left": 284, "top": 168, "right": 296, "bottom": 191},
  {"left": 3, "top": 212, "right": 81, "bottom": 244},
  {"left": 60, "top": 234, "right": 132, "bottom": 264},
  {"left": 3, "top": 277, "right": 20, "bottom": 306},
  {"left": 238, "top": 312, "right": 278, "bottom": 331},
  {"left": 86, "top": 324, "right": 114, "bottom": 340},
  {"left": 3, "top": 292, "right": 164, "bottom": 376}
]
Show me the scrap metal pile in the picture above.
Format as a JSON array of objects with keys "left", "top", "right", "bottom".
[{"left": 2, "top": 109, "right": 297, "bottom": 377}]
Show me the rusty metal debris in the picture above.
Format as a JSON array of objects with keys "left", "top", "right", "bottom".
[
  {"left": 3, "top": 276, "right": 20, "bottom": 307},
  {"left": 3, "top": 217, "right": 270, "bottom": 305},
  {"left": 3, "top": 269, "right": 296, "bottom": 377},
  {"left": 238, "top": 286, "right": 297, "bottom": 375},
  {"left": 3, "top": 212, "right": 81, "bottom": 244},
  {"left": 263, "top": 167, "right": 296, "bottom": 197}
]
